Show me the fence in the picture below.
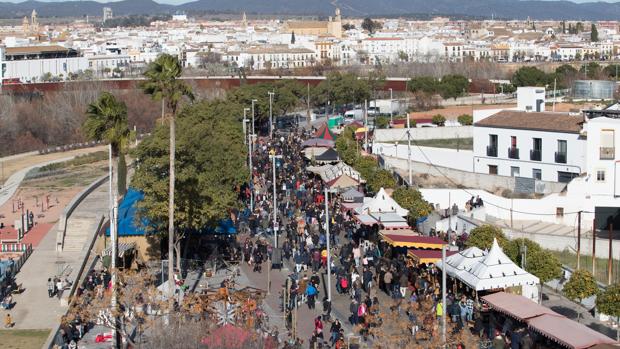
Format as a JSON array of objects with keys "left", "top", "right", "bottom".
[{"left": 0, "top": 243, "right": 33, "bottom": 274}]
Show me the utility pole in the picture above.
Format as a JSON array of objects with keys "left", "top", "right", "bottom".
[
  {"left": 389, "top": 88, "right": 393, "bottom": 127},
  {"left": 364, "top": 99, "right": 368, "bottom": 152},
  {"left": 251, "top": 99, "right": 257, "bottom": 137},
  {"left": 307, "top": 83, "right": 311, "bottom": 127},
  {"left": 270, "top": 151, "right": 282, "bottom": 247},
  {"left": 577, "top": 211, "right": 582, "bottom": 269},
  {"left": 248, "top": 125, "right": 254, "bottom": 212},
  {"left": 609, "top": 223, "right": 613, "bottom": 285},
  {"left": 268, "top": 91, "right": 275, "bottom": 139},
  {"left": 593, "top": 218, "right": 597, "bottom": 276},
  {"left": 441, "top": 245, "right": 447, "bottom": 345},
  {"left": 406, "top": 113, "right": 412, "bottom": 186},
  {"left": 448, "top": 192, "right": 452, "bottom": 232},
  {"left": 108, "top": 144, "right": 119, "bottom": 349},
  {"left": 324, "top": 187, "right": 334, "bottom": 302},
  {"left": 552, "top": 78, "right": 557, "bottom": 112}
]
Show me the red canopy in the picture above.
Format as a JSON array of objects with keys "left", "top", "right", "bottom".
[
  {"left": 380, "top": 233, "right": 446, "bottom": 249},
  {"left": 482, "top": 292, "right": 617, "bottom": 349}
]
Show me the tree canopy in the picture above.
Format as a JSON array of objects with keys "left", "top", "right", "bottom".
[
  {"left": 361, "top": 18, "right": 381, "bottom": 34},
  {"left": 367, "top": 169, "right": 396, "bottom": 193},
  {"left": 457, "top": 114, "right": 473, "bottom": 126},
  {"left": 563, "top": 269, "right": 598, "bottom": 303},
  {"left": 591, "top": 24, "right": 599, "bottom": 42},
  {"left": 466, "top": 225, "right": 507, "bottom": 250},
  {"left": 407, "top": 75, "right": 469, "bottom": 100},
  {"left": 392, "top": 187, "right": 433, "bottom": 224},
  {"left": 132, "top": 99, "right": 247, "bottom": 235},
  {"left": 313, "top": 72, "right": 371, "bottom": 107},
  {"left": 511, "top": 67, "right": 552, "bottom": 87},
  {"left": 227, "top": 80, "right": 306, "bottom": 124},
  {"left": 504, "top": 238, "right": 561, "bottom": 283},
  {"left": 83, "top": 92, "right": 130, "bottom": 157},
  {"left": 597, "top": 283, "right": 620, "bottom": 318}
]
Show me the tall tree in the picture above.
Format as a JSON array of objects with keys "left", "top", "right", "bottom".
[
  {"left": 591, "top": 24, "right": 599, "bottom": 42},
  {"left": 132, "top": 100, "right": 247, "bottom": 265},
  {"left": 141, "top": 53, "right": 194, "bottom": 298},
  {"left": 362, "top": 17, "right": 380, "bottom": 34},
  {"left": 291, "top": 31, "right": 296, "bottom": 44},
  {"left": 83, "top": 91, "right": 130, "bottom": 349},
  {"left": 466, "top": 225, "right": 507, "bottom": 250}
]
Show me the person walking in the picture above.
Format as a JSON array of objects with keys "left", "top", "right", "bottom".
[
  {"left": 4, "top": 313, "right": 13, "bottom": 328},
  {"left": 306, "top": 282, "right": 318, "bottom": 309},
  {"left": 47, "top": 278, "right": 55, "bottom": 298}
]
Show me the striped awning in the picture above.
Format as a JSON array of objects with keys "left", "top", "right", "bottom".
[{"left": 101, "top": 242, "right": 136, "bottom": 258}]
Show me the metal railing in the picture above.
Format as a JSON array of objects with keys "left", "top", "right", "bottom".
[
  {"left": 555, "top": 152, "right": 567, "bottom": 164},
  {"left": 530, "top": 149, "right": 542, "bottom": 161},
  {"left": 508, "top": 147, "right": 519, "bottom": 159},
  {"left": 486, "top": 146, "right": 498, "bottom": 157}
]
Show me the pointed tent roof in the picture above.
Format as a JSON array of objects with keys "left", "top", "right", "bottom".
[
  {"left": 315, "top": 147, "right": 340, "bottom": 162},
  {"left": 327, "top": 173, "right": 360, "bottom": 190},
  {"left": 357, "top": 187, "right": 409, "bottom": 217},
  {"left": 458, "top": 239, "right": 539, "bottom": 291},
  {"left": 314, "top": 122, "right": 337, "bottom": 141},
  {"left": 436, "top": 246, "right": 487, "bottom": 278}
]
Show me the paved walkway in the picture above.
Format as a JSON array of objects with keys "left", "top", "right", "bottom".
[{"left": 1, "top": 182, "right": 109, "bottom": 330}]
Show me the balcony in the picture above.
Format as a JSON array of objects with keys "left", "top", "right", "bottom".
[
  {"left": 508, "top": 147, "right": 519, "bottom": 159},
  {"left": 600, "top": 147, "right": 615, "bottom": 160},
  {"left": 487, "top": 146, "right": 498, "bottom": 157},
  {"left": 530, "top": 149, "right": 542, "bottom": 161},
  {"left": 555, "top": 152, "right": 567, "bottom": 164}
]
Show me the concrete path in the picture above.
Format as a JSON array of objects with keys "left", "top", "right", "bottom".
[{"left": 1, "top": 182, "right": 109, "bottom": 330}]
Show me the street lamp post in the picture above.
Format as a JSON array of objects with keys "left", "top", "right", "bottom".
[
  {"left": 406, "top": 114, "right": 412, "bottom": 186},
  {"left": 270, "top": 151, "right": 282, "bottom": 247},
  {"left": 251, "top": 99, "right": 257, "bottom": 136},
  {"left": 247, "top": 118, "right": 254, "bottom": 212},
  {"left": 268, "top": 91, "right": 275, "bottom": 139},
  {"left": 243, "top": 108, "right": 250, "bottom": 145},
  {"left": 324, "top": 186, "right": 337, "bottom": 302},
  {"left": 389, "top": 88, "right": 393, "bottom": 127}
]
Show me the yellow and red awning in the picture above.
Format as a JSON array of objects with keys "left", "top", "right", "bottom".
[{"left": 380, "top": 233, "right": 446, "bottom": 249}]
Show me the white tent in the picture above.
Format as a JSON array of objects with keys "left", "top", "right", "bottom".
[
  {"left": 458, "top": 239, "right": 539, "bottom": 292},
  {"left": 436, "top": 246, "right": 487, "bottom": 278},
  {"left": 307, "top": 162, "right": 364, "bottom": 183},
  {"left": 356, "top": 188, "right": 409, "bottom": 217}
]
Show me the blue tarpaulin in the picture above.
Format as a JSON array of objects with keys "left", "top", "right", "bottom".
[
  {"left": 106, "top": 188, "right": 148, "bottom": 237},
  {"left": 106, "top": 188, "right": 237, "bottom": 236}
]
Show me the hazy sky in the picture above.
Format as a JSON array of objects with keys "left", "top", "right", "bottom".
[{"left": 1, "top": 0, "right": 618, "bottom": 3}]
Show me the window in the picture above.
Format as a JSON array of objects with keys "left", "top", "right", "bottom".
[
  {"left": 510, "top": 166, "right": 520, "bottom": 177},
  {"left": 556, "top": 140, "right": 567, "bottom": 163},
  {"left": 487, "top": 134, "right": 498, "bottom": 157},
  {"left": 511, "top": 136, "right": 517, "bottom": 147},
  {"left": 556, "top": 207, "right": 564, "bottom": 218},
  {"left": 600, "top": 130, "right": 615, "bottom": 160},
  {"left": 533, "top": 169, "right": 542, "bottom": 180},
  {"left": 488, "top": 165, "right": 498, "bottom": 175},
  {"left": 531, "top": 138, "right": 542, "bottom": 161},
  {"left": 597, "top": 170, "right": 606, "bottom": 182},
  {"left": 558, "top": 171, "right": 577, "bottom": 183}
]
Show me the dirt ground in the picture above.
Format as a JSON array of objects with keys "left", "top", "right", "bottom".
[
  {"left": 0, "top": 160, "right": 107, "bottom": 245},
  {"left": 0, "top": 145, "right": 107, "bottom": 184}
]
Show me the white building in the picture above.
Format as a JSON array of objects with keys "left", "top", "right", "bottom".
[
  {"left": 0, "top": 45, "right": 88, "bottom": 83},
  {"left": 473, "top": 110, "right": 586, "bottom": 182}
]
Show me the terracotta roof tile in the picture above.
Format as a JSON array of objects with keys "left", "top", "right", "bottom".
[{"left": 474, "top": 110, "right": 583, "bottom": 134}]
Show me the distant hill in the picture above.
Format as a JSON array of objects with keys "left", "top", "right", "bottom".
[{"left": 2, "top": 0, "right": 620, "bottom": 20}]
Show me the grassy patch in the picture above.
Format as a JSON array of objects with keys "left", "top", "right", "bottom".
[
  {"left": 385, "top": 138, "right": 473, "bottom": 150},
  {"left": 550, "top": 249, "right": 620, "bottom": 285},
  {"left": 38, "top": 151, "right": 108, "bottom": 172},
  {"left": 0, "top": 329, "right": 50, "bottom": 349}
]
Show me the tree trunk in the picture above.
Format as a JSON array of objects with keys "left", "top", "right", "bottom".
[
  {"left": 110, "top": 145, "right": 120, "bottom": 349},
  {"left": 168, "top": 110, "right": 176, "bottom": 303}
]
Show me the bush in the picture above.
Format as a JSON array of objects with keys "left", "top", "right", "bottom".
[
  {"left": 367, "top": 169, "right": 396, "bottom": 193},
  {"left": 432, "top": 114, "right": 446, "bottom": 126},
  {"left": 457, "top": 114, "right": 472, "bottom": 126}
]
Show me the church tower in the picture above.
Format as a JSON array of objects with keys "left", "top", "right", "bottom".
[
  {"left": 328, "top": 8, "right": 342, "bottom": 38},
  {"left": 22, "top": 16, "right": 30, "bottom": 34},
  {"left": 31, "top": 9, "right": 39, "bottom": 33},
  {"left": 242, "top": 12, "right": 248, "bottom": 29}
]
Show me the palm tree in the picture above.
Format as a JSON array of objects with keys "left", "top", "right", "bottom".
[
  {"left": 141, "top": 54, "right": 193, "bottom": 299},
  {"left": 83, "top": 91, "right": 130, "bottom": 349}
]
